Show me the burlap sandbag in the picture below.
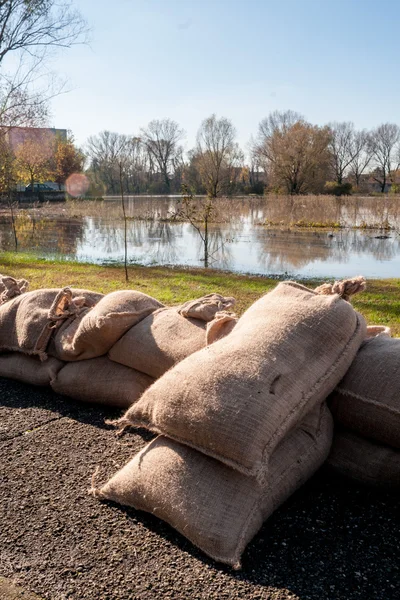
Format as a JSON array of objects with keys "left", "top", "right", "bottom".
[
  {"left": 0, "top": 274, "right": 29, "bottom": 305},
  {"left": 113, "top": 281, "right": 365, "bottom": 482},
  {"left": 327, "top": 429, "right": 400, "bottom": 489},
  {"left": 51, "top": 290, "right": 164, "bottom": 362},
  {"left": 178, "top": 294, "right": 236, "bottom": 322},
  {"left": 329, "top": 336, "right": 400, "bottom": 449},
  {"left": 92, "top": 403, "right": 333, "bottom": 568},
  {"left": 0, "top": 352, "right": 63, "bottom": 386},
  {"left": 0, "top": 287, "right": 103, "bottom": 360},
  {"left": 51, "top": 356, "right": 154, "bottom": 408},
  {"left": 108, "top": 306, "right": 237, "bottom": 379}
]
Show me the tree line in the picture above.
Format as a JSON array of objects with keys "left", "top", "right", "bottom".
[
  {"left": 1, "top": 3, "right": 399, "bottom": 198},
  {"left": 85, "top": 112, "right": 400, "bottom": 197}
]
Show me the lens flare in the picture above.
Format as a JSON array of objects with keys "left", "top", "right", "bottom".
[{"left": 66, "top": 173, "right": 89, "bottom": 197}]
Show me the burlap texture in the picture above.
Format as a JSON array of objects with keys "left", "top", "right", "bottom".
[
  {"left": 0, "top": 274, "right": 29, "bottom": 305},
  {"left": 51, "top": 290, "right": 164, "bottom": 361},
  {"left": 0, "top": 288, "right": 101, "bottom": 360},
  {"left": 178, "top": 294, "right": 236, "bottom": 322},
  {"left": 0, "top": 352, "right": 63, "bottom": 386},
  {"left": 93, "top": 403, "right": 333, "bottom": 568},
  {"left": 330, "top": 336, "right": 400, "bottom": 449},
  {"left": 115, "top": 281, "right": 365, "bottom": 481},
  {"left": 51, "top": 356, "right": 154, "bottom": 408},
  {"left": 327, "top": 428, "right": 400, "bottom": 489},
  {"left": 109, "top": 307, "right": 209, "bottom": 378},
  {"left": 206, "top": 312, "right": 238, "bottom": 345}
]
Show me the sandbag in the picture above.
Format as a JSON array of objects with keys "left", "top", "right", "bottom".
[
  {"left": 51, "top": 290, "right": 164, "bottom": 361},
  {"left": 327, "top": 429, "right": 400, "bottom": 489},
  {"left": 0, "top": 273, "right": 29, "bottom": 304},
  {"left": 0, "top": 352, "right": 63, "bottom": 386},
  {"left": 51, "top": 356, "right": 154, "bottom": 408},
  {"left": 109, "top": 307, "right": 237, "bottom": 379},
  {"left": 329, "top": 336, "right": 400, "bottom": 449},
  {"left": 92, "top": 403, "right": 333, "bottom": 568},
  {"left": 178, "top": 294, "right": 236, "bottom": 322},
  {"left": 113, "top": 281, "right": 365, "bottom": 482},
  {"left": 0, "top": 287, "right": 102, "bottom": 359}
]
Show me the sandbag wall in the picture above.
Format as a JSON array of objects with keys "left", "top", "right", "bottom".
[
  {"left": 0, "top": 274, "right": 237, "bottom": 408},
  {"left": 1, "top": 272, "right": 398, "bottom": 567},
  {"left": 92, "top": 281, "right": 367, "bottom": 567}
]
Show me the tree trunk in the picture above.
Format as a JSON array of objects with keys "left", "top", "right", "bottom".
[
  {"left": 204, "top": 215, "right": 209, "bottom": 268},
  {"left": 119, "top": 163, "right": 128, "bottom": 282},
  {"left": 8, "top": 195, "right": 18, "bottom": 251}
]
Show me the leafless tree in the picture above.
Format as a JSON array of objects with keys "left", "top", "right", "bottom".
[
  {"left": 254, "top": 111, "right": 331, "bottom": 194},
  {"left": 0, "top": 135, "right": 17, "bottom": 248},
  {"left": 87, "top": 131, "right": 132, "bottom": 279},
  {"left": 141, "top": 118, "right": 184, "bottom": 192},
  {"left": 0, "top": 1, "right": 87, "bottom": 130},
  {"left": 254, "top": 110, "right": 305, "bottom": 180},
  {"left": 370, "top": 123, "right": 400, "bottom": 192},
  {"left": 86, "top": 131, "right": 123, "bottom": 194},
  {"left": 327, "top": 122, "right": 368, "bottom": 184},
  {"left": 348, "top": 130, "right": 374, "bottom": 187},
  {"left": 0, "top": 1, "right": 88, "bottom": 64},
  {"left": 257, "top": 109, "right": 304, "bottom": 142},
  {"left": 195, "top": 114, "right": 243, "bottom": 198}
]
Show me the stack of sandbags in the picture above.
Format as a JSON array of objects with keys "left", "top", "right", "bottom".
[
  {"left": 92, "top": 281, "right": 367, "bottom": 567},
  {"left": 327, "top": 332, "right": 400, "bottom": 489},
  {"left": 0, "top": 278, "right": 238, "bottom": 408},
  {"left": 50, "top": 293, "right": 237, "bottom": 407}
]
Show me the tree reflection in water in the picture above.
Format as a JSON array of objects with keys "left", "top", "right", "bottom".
[{"left": 1, "top": 197, "right": 400, "bottom": 277}]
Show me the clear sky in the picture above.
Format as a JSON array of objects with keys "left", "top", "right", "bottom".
[{"left": 49, "top": 0, "right": 400, "bottom": 153}]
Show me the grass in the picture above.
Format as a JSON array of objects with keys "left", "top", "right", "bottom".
[{"left": 1, "top": 252, "right": 399, "bottom": 335}]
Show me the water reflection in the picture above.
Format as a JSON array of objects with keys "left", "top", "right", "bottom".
[{"left": 1, "top": 198, "right": 400, "bottom": 278}]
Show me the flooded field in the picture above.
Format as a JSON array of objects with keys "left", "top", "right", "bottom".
[{"left": 1, "top": 195, "right": 400, "bottom": 278}]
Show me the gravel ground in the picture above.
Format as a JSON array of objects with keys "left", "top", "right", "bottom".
[{"left": 0, "top": 377, "right": 399, "bottom": 600}]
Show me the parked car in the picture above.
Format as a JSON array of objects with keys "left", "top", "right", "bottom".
[{"left": 25, "top": 183, "right": 54, "bottom": 192}]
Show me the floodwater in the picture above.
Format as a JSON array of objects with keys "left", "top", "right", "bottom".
[{"left": 1, "top": 195, "right": 400, "bottom": 278}]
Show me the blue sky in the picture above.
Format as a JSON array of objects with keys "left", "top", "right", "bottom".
[{"left": 50, "top": 0, "right": 400, "bottom": 153}]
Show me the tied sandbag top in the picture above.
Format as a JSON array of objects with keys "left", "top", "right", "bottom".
[
  {"left": 0, "top": 286, "right": 104, "bottom": 360},
  {"left": 0, "top": 274, "right": 29, "bottom": 305},
  {"left": 51, "top": 290, "right": 164, "bottom": 361},
  {"left": 108, "top": 303, "right": 238, "bottom": 379},
  {"left": 178, "top": 294, "right": 236, "bottom": 322},
  {"left": 113, "top": 280, "right": 366, "bottom": 483}
]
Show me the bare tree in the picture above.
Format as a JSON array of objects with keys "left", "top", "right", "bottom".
[
  {"left": 0, "top": 1, "right": 88, "bottom": 64},
  {"left": 195, "top": 114, "right": 243, "bottom": 198},
  {"left": 254, "top": 110, "right": 305, "bottom": 183},
  {"left": 257, "top": 109, "right": 304, "bottom": 143},
  {"left": 0, "top": 135, "right": 17, "bottom": 248},
  {"left": 141, "top": 118, "right": 184, "bottom": 192},
  {"left": 86, "top": 131, "right": 123, "bottom": 194},
  {"left": 370, "top": 123, "right": 400, "bottom": 192},
  {"left": 0, "top": 1, "right": 87, "bottom": 130},
  {"left": 255, "top": 112, "right": 331, "bottom": 194},
  {"left": 348, "top": 130, "right": 374, "bottom": 187},
  {"left": 87, "top": 131, "right": 132, "bottom": 279},
  {"left": 328, "top": 122, "right": 368, "bottom": 185}
]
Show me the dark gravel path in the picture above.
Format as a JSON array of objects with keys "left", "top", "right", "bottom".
[{"left": 0, "top": 378, "right": 399, "bottom": 600}]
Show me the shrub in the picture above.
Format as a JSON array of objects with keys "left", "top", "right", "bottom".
[{"left": 324, "top": 181, "right": 352, "bottom": 196}]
